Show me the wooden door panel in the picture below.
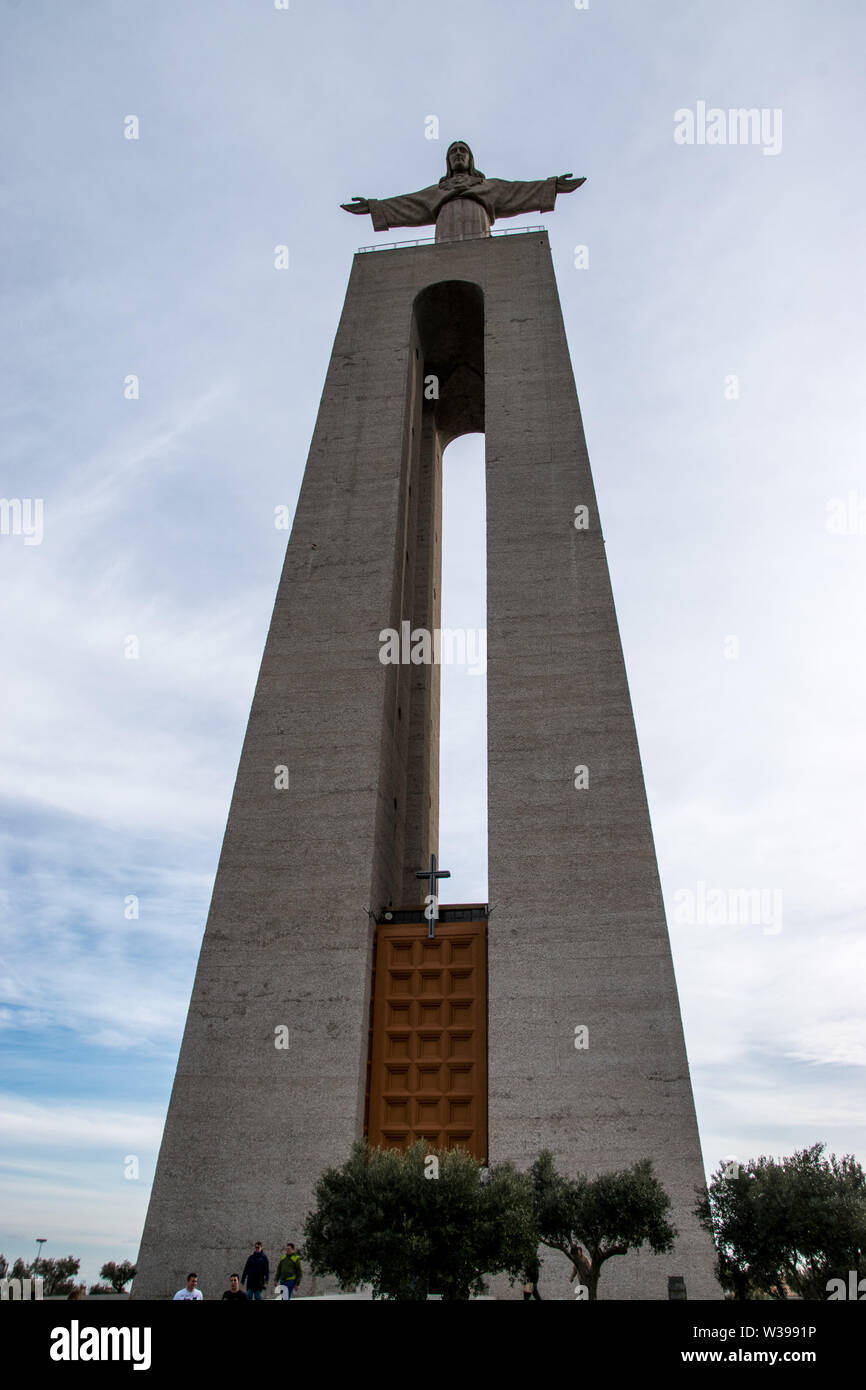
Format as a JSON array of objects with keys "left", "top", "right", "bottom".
[{"left": 366, "top": 919, "right": 487, "bottom": 1160}]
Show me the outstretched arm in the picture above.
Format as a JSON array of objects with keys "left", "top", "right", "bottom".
[
  {"left": 489, "top": 174, "right": 586, "bottom": 221},
  {"left": 554, "top": 173, "right": 587, "bottom": 193},
  {"left": 340, "top": 186, "right": 440, "bottom": 233}
]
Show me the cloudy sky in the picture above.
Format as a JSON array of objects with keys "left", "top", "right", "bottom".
[{"left": 1, "top": 0, "right": 864, "bottom": 1285}]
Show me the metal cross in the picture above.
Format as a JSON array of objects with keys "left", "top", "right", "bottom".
[{"left": 416, "top": 853, "right": 451, "bottom": 938}]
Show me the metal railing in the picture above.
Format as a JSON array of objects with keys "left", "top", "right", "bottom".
[{"left": 357, "top": 225, "right": 547, "bottom": 253}]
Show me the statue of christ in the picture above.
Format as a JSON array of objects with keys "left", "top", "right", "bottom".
[{"left": 341, "top": 140, "right": 586, "bottom": 243}]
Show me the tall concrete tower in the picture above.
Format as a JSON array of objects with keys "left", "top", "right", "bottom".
[{"left": 134, "top": 144, "right": 719, "bottom": 1299}]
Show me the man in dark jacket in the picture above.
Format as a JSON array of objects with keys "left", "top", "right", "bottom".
[{"left": 241, "top": 1242, "right": 269, "bottom": 1300}]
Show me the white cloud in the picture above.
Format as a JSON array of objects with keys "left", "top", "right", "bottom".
[{"left": 0, "top": 1095, "right": 162, "bottom": 1151}]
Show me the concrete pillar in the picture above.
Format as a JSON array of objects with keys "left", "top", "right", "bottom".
[{"left": 134, "top": 232, "right": 718, "bottom": 1300}]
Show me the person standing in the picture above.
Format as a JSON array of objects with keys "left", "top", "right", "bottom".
[
  {"left": 221, "top": 1273, "right": 247, "bottom": 1301},
  {"left": 522, "top": 1252, "right": 542, "bottom": 1300},
  {"left": 275, "top": 1243, "right": 303, "bottom": 1299},
  {"left": 241, "top": 1242, "right": 269, "bottom": 1300},
  {"left": 173, "top": 1272, "right": 203, "bottom": 1300}
]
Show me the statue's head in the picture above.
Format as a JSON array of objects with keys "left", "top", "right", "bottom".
[{"left": 443, "top": 141, "right": 484, "bottom": 181}]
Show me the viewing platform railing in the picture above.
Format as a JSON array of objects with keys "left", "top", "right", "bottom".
[{"left": 357, "top": 225, "right": 547, "bottom": 253}]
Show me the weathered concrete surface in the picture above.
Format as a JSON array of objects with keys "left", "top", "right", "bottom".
[{"left": 134, "top": 232, "right": 719, "bottom": 1300}]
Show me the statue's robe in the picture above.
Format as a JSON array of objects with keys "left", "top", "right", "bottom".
[{"left": 367, "top": 174, "right": 560, "bottom": 241}]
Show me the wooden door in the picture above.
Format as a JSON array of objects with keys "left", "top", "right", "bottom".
[{"left": 366, "top": 918, "right": 487, "bottom": 1159}]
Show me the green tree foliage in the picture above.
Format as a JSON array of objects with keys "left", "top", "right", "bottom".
[
  {"left": 88, "top": 1283, "right": 116, "bottom": 1295},
  {"left": 697, "top": 1144, "right": 866, "bottom": 1300},
  {"left": 99, "top": 1260, "right": 136, "bottom": 1293},
  {"left": 32, "top": 1256, "right": 81, "bottom": 1296},
  {"left": 304, "top": 1141, "right": 538, "bottom": 1300},
  {"left": 530, "top": 1150, "right": 677, "bottom": 1300},
  {"left": 0, "top": 1256, "right": 40, "bottom": 1297}
]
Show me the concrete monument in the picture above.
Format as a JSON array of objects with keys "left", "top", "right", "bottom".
[{"left": 134, "top": 142, "right": 719, "bottom": 1300}]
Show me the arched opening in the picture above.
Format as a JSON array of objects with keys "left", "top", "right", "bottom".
[
  {"left": 388, "top": 277, "right": 486, "bottom": 905},
  {"left": 413, "top": 279, "right": 484, "bottom": 445},
  {"left": 438, "top": 432, "right": 488, "bottom": 902}
]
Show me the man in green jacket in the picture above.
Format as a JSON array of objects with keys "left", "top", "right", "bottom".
[{"left": 276, "top": 1244, "right": 302, "bottom": 1300}]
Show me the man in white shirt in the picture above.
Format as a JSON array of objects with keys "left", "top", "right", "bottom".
[{"left": 172, "top": 1272, "right": 203, "bottom": 1300}]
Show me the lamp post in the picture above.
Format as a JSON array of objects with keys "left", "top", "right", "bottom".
[{"left": 34, "top": 1238, "right": 47, "bottom": 1274}]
